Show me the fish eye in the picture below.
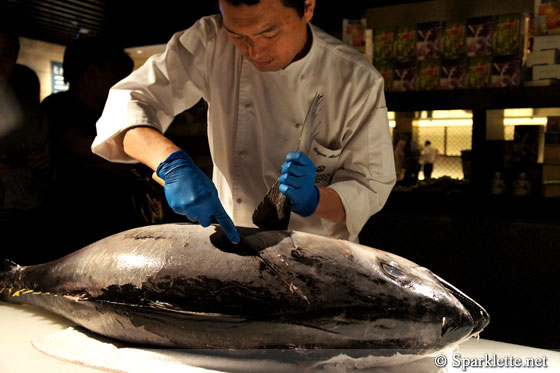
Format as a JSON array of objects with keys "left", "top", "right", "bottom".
[{"left": 381, "top": 262, "right": 406, "bottom": 279}]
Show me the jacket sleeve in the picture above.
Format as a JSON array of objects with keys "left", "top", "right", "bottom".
[
  {"left": 92, "top": 17, "right": 217, "bottom": 162},
  {"left": 323, "top": 75, "right": 396, "bottom": 241}
]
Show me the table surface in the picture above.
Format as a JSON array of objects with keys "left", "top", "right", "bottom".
[{"left": 1, "top": 301, "right": 558, "bottom": 372}]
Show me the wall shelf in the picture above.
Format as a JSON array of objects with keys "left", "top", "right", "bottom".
[{"left": 385, "top": 86, "right": 560, "bottom": 112}]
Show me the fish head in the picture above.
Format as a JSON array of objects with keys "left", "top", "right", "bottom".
[
  {"left": 431, "top": 273, "right": 490, "bottom": 338},
  {"left": 312, "top": 238, "right": 490, "bottom": 350}
]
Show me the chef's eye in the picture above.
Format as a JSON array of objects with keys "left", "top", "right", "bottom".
[
  {"left": 262, "top": 32, "right": 279, "bottom": 39},
  {"left": 382, "top": 262, "right": 405, "bottom": 279}
]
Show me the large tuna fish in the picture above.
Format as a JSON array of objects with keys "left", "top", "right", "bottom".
[{"left": 0, "top": 223, "right": 488, "bottom": 356}]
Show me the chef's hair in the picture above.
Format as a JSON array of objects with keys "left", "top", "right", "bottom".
[{"left": 222, "top": 0, "right": 305, "bottom": 17}]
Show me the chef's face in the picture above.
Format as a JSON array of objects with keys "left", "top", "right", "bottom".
[{"left": 219, "top": 0, "right": 315, "bottom": 72}]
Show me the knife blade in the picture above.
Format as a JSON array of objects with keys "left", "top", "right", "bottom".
[{"left": 251, "top": 92, "right": 323, "bottom": 230}]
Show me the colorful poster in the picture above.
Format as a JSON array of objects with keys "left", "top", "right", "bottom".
[
  {"left": 466, "top": 16, "right": 494, "bottom": 57},
  {"left": 494, "top": 14, "right": 523, "bottom": 56},
  {"left": 392, "top": 63, "right": 418, "bottom": 92},
  {"left": 375, "top": 62, "right": 394, "bottom": 91},
  {"left": 418, "top": 60, "right": 441, "bottom": 91},
  {"left": 343, "top": 18, "right": 367, "bottom": 54},
  {"left": 394, "top": 25, "right": 417, "bottom": 63},
  {"left": 416, "top": 22, "right": 442, "bottom": 60},
  {"left": 467, "top": 57, "right": 492, "bottom": 89},
  {"left": 374, "top": 26, "right": 395, "bottom": 64},
  {"left": 442, "top": 20, "right": 466, "bottom": 59},
  {"left": 440, "top": 59, "right": 467, "bottom": 90},
  {"left": 491, "top": 56, "right": 521, "bottom": 87},
  {"left": 535, "top": 0, "right": 560, "bottom": 36}
]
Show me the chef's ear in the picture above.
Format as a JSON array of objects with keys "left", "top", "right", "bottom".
[{"left": 303, "top": 0, "right": 315, "bottom": 23}]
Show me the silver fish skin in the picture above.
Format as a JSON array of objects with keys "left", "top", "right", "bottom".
[{"left": 0, "top": 223, "right": 489, "bottom": 353}]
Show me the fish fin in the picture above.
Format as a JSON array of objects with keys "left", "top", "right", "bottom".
[
  {"left": 252, "top": 179, "right": 291, "bottom": 230},
  {"left": 251, "top": 93, "right": 322, "bottom": 230},
  {"left": 297, "top": 92, "right": 324, "bottom": 155},
  {"left": 1, "top": 259, "right": 19, "bottom": 272}
]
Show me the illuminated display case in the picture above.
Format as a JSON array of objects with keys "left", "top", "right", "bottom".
[{"left": 385, "top": 85, "right": 560, "bottom": 193}]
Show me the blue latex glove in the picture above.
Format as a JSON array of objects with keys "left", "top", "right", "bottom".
[
  {"left": 156, "top": 150, "right": 240, "bottom": 243},
  {"left": 278, "top": 151, "right": 320, "bottom": 217}
]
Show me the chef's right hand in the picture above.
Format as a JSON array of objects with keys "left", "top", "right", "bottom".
[{"left": 156, "top": 150, "right": 240, "bottom": 243}]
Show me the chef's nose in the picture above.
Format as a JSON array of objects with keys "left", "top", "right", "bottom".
[{"left": 247, "top": 39, "right": 267, "bottom": 60}]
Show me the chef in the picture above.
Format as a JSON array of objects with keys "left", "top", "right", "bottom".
[{"left": 92, "top": 0, "right": 396, "bottom": 244}]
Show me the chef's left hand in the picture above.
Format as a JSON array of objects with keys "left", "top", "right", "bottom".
[{"left": 279, "top": 151, "right": 320, "bottom": 217}]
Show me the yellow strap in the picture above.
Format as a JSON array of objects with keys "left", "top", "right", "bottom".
[{"left": 12, "top": 288, "right": 27, "bottom": 297}]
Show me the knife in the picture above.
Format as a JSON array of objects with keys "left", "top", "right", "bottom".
[{"left": 251, "top": 92, "right": 323, "bottom": 230}]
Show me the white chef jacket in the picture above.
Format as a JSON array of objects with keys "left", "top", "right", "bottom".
[{"left": 92, "top": 15, "right": 396, "bottom": 242}]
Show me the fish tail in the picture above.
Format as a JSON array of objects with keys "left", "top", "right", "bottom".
[{"left": 0, "top": 259, "right": 21, "bottom": 300}]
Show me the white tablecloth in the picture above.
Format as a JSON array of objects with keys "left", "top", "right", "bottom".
[{"left": 1, "top": 301, "right": 558, "bottom": 372}]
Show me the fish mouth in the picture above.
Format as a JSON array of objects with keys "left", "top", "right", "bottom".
[{"left": 434, "top": 274, "right": 490, "bottom": 337}]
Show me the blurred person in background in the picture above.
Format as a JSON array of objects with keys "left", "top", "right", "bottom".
[
  {"left": 41, "top": 38, "right": 141, "bottom": 250},
  {"left": 421, "top": 140, "right": 438, "bottom": 180},
  {"left": 0, "top": 30, "right": 55, "bottom": 263},
  {"left": 402, "top": 139, "right": 420, "bottom": 186}
]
